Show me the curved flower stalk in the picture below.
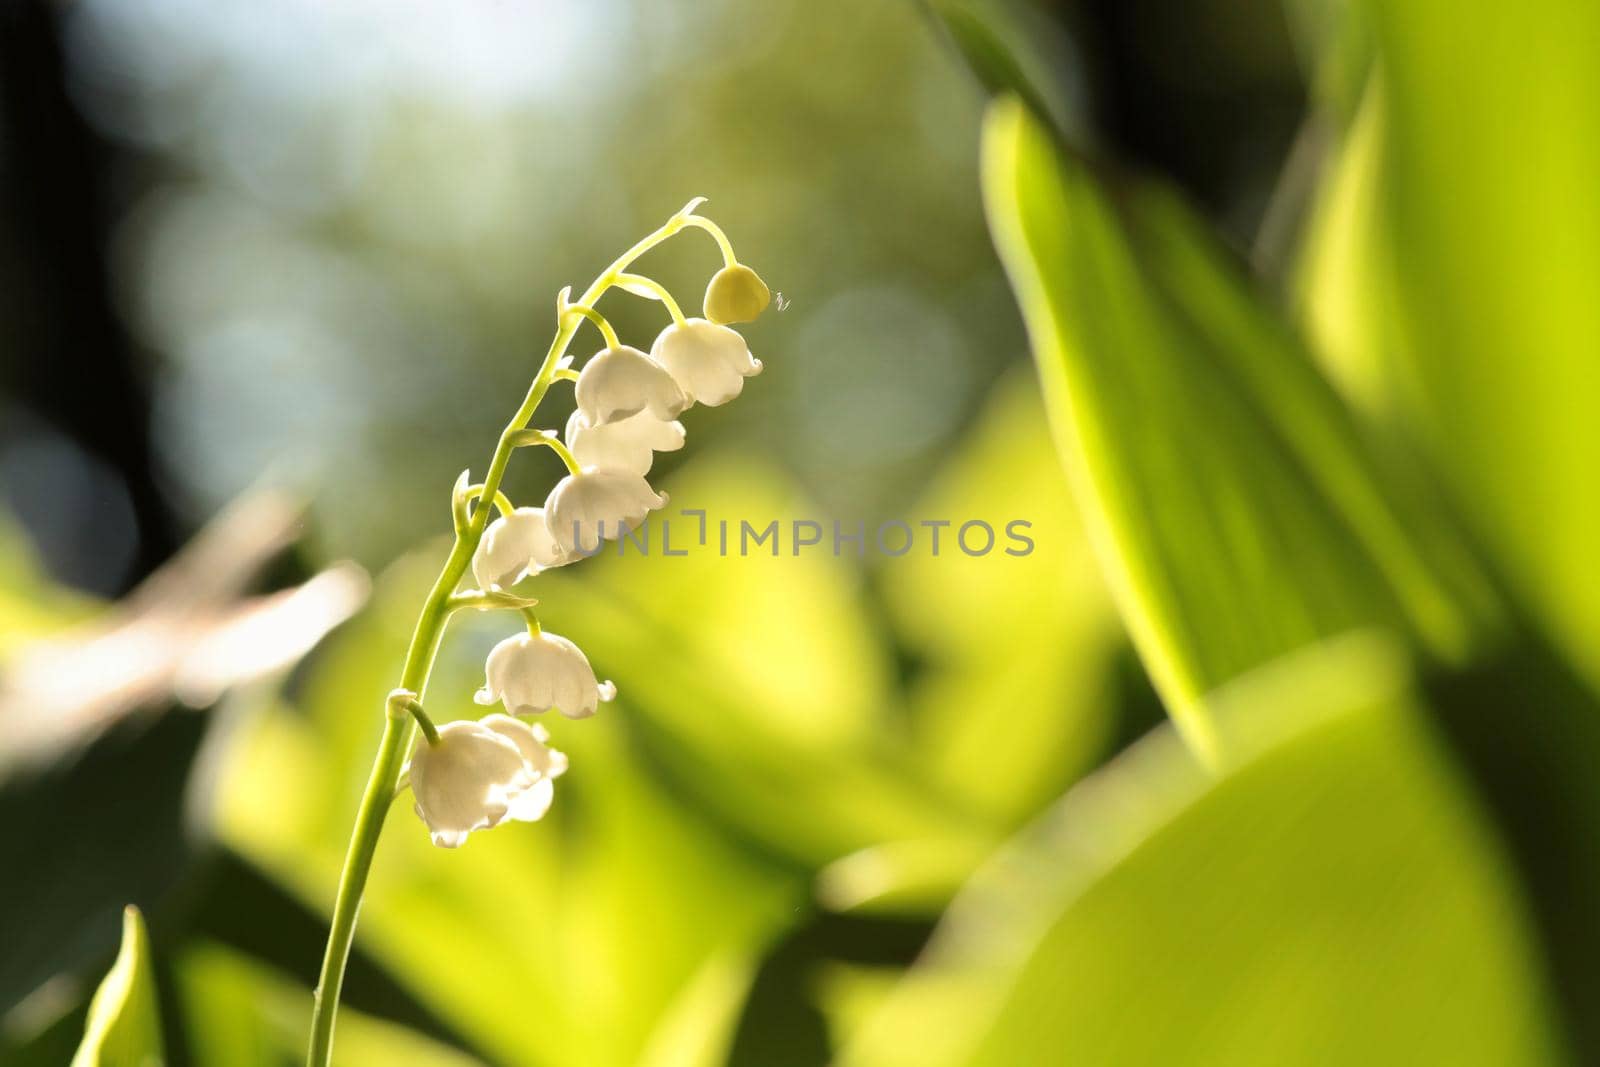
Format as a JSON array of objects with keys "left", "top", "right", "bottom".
[{"left": 306, "top": 201, "right": 771, "bottom": 1067}]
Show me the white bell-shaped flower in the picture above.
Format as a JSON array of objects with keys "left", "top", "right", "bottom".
[
  {"left": 474, "top": 629, "right": 617, "bottom": 719},
  {"left": 573, "top": 344, "right": 687, "bottom": 426},
  {"left": 409, "top": 719, "right": 539, "bottom": 848},
  {"left": 651, "top": 319, "right": 763, "bottom": 406},
  {"left": 472, "top": 507, "right": 570, "bottom": 590},
  {"left": 565, "top": 408, "right": 684, "bottom": 477},
  {"left": 481, "top": 714, "right": 568, "bottom": 822},
  {"left": 544, "top": 467, "right": 666, "bottom": 555}
]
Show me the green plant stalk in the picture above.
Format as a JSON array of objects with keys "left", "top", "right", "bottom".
[{"left": 306, "top": 209, "right": 703, "bottom": 1067}]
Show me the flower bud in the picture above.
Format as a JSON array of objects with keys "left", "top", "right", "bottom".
[
  {"left": 703, "top": 264, "right": 770, "bottom": 324},
  {"left": 573, "top": 345, "right": 687, "bottom": 426},
  {"left": 651, "top": 319, "right": 763, "bottom": 406},
  {"left": 565, "top": 408, "right": 685, "bottom": 476},
  {"left": 474, "top": 630, "right": 617, "bottom": 719},
  {"left": 544, "top": 467, "right": 666, "bottom": 555}
]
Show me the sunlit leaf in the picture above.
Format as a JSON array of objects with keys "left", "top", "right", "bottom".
[
  {"left": 1294, "top": 82, "right": 1401, "bottom": 421},
  {"left": 842, "top": 634, "right": 1565, "bottom": 1066},
  {"left": 210, "top": 549, "right": 804, "bottom": 1067},
  {"left": 1353, "top": 0, "right": 1600, "bottom": 699},
  {"left": 980, "top": 96, "right": 1494, "bottom": 757},
  {"left": 71, "top": 907, "right": 162, "bottom": 1067},
  {"left": 178, "top": 941, "right": 482, "bottom": 1067}
]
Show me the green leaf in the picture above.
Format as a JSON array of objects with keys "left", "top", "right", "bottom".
[
  {"left": 841, "top": 634, "right": 1567, "bottom": 1066},
  {"left": 980, "top": 96, "right": 1493, "bottom": 757},
  {"left": 177, "top": 941, "right": 483, "bottom": 1067},
  {"left": 71, "top": 907, "right": 163, "bottom": 1067},
  {"left": 1350, "top": 0, "right": 1600, "bottom": 698},
  {"left": 920, "top": 0, "right": 1086, "bottom": 141},
  {"left": 1294, "top": 82, "right": 1401, "bottom": 420}
]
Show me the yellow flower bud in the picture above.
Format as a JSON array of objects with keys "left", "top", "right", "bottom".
[{"left": 703, "top": 264, "right": 771, "bottom": 324}]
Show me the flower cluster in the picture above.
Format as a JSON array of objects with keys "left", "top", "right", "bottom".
[{"left": 406, "top": 202, "right": 770, "bottom": 847}]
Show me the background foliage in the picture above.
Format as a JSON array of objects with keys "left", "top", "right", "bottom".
[{"left": 1, "top": 0, "right": 1597, "bottom": 1064}]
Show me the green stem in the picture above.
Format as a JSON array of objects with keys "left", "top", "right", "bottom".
[
  {"left": 565, "top": 303, "right": 620, "bottom": 350},
  {"left": 399, "top": 696, "right": 440, "bottom": 745},
  {"left": 615, "top": 272, "right": 689, "bottom": 326},
  {"left": 463, "top": 485, "right": 518, "bottom": 520},
  {"left": 684, "top": 214, "right": 739, "bottom": 266},
  {"left": 545, "top": 437, "right": 582, "bottom": 475},
  {"left": 304, "top": 710, "right": 411, "bottom": 1067},
  {"left": 509, "top": 430, "right": 582, "bottom": 475},
  {"left": 305, "top": 206, "right": 697, "bottom": 1067}
]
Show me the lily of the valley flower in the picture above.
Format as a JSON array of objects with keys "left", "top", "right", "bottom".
[
  {"left": 651, "top": 319, "right": 763, "bottom": 406},
  {"left": 472, "top": 507, "right": 570, "bottom": 590},
  {"left": 483, "top": 715, "right": 567, "bottom": 822},
  {"left": 474, "top": 629, "right": 617, "bottom": 718},
  {"left": 565, "top": 408, "right": 685, "bottom": 476},
  {"left": 573, "top": 344, "right": 687, "bottom": 426},
  {"left": 544, "top": 467, "right": 666, "bottom": 554},
  {"left": 410, "top": 718, "right": 536, "bottom": 848}
]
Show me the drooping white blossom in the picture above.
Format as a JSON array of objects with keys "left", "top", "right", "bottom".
[
  {"left": 474, "top": 629, "right": 616, "bottom": 719},
  {"left": 481, "top": 714, "right": 567, "bottom": 822},
  {"left": 565, "top": 408, "right": 685, "bottom": 477},
  {"left": 409, "top": 719, "right": 539, "bottom": 848},
  {"left": 471, "top": 507, "right": 570, "bottom": 590},
  {"left": 544, "top": 467, "right": 666, "bottom": 555},
  {"left": 651, "top": 319, "right": 763, "bottom": 406},
  {"left": 573, "top": 344, "right": 687, "bottom": 426}
]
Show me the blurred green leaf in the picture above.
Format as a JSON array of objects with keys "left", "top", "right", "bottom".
[
  {"left": 71, "top": 907, "right": 162, "bottom": 1067},
  {"left": 842, "top": 634, "right": 1566, "bottom": 1066},
  {"left": 210, "top": 547, "right": 804, "bottom": 1067},
  {"left": 920, "top": 0, "right": 1086, "bottom": 142},
  {"left": 0, "top": 515, "right": 98, "bottom": 650},
  {"left": 1294, "top": 81, "right": 1399, "bottom": 419},
  {"left": 0, "top": 713, "right": 205, "bottom": 1020},
  {"left": 1296, "top": 36, "right": 1600, "bottom": 1057},
  {"left": 980, "top": 96, "right": 1493, "bottom": 757},
  {"left": 178, "top": 941, "right": 482, "bottom": 1067},
  {"left": 883, "top": 370, "right": 1121, "bottom": 824},
  {"left": 1351, "top": 1, "right": 1600, "bottom": 700},
  {"left": 536, "top": 456, "right": 985, "bottom": 868},
  {"left": 1280, "top": 0, "right": 1376, "bottom": 119}
]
